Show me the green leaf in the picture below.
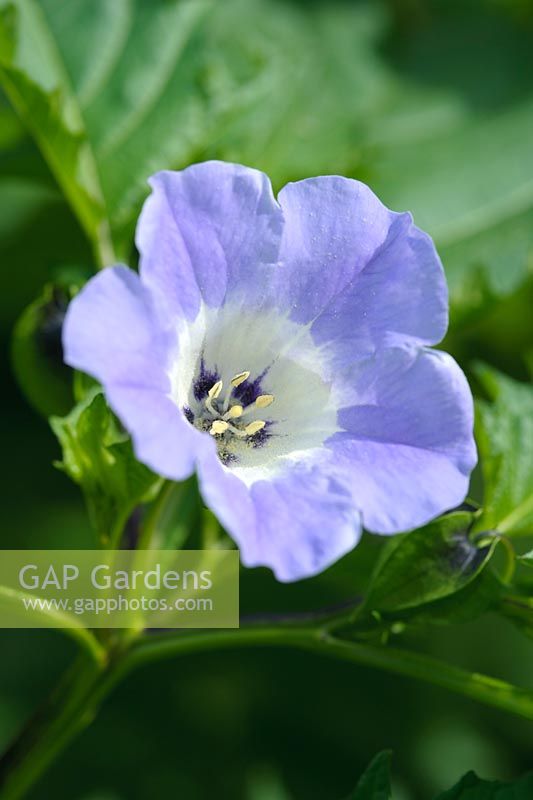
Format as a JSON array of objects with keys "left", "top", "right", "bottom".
[
  {"left": 517, "top": 550, "right": 533, "bottom": 568},
  {"left": 346, "top": 751, "right": 392, "bottom": 800},
  {"left": 364, "top": 512, "right": 496, "bottom": 615},
  {"left": 205, "top": 1, "right": 387, "bottom": 187},
  {"left": 3, "top": 0, "right": 533, "bottom": 329},
  {"left": 475, "top": 366, "right": 533, "bottom": 535},
  {"left": 0, "top": 0, "right": 389, "bottom": 258},
  {"left": 0, "top": 175, "right": 58, "bottom": 239},
  {"left": 50, "top": 390, "right": 159, "bottom": 544},
  {"left": 346, "top": 758, "right": 533, "bottom": 800},
  {"left": 435, "top": 770, "right": 533, "bottom": 799},
  {"left": 11, "top": 283, "right": 73, "bottom": 417},
  {"left": 365, "top": 3, "right": 533, "bottom": 324},
  {"left": 370, "top": 101, "right": 533, "bottom": 322},
  {"left": 0, "top": 0, "right": 112, "bottom": 263},
  {"left": 411, "top": 570, "right": 503, "bottom": 627}
]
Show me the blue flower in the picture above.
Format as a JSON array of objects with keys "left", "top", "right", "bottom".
[{"left": 63, "top": 161, "right": 477, "bottom": 581}]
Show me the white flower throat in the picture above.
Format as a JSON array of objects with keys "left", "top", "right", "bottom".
[{"left": 170, "top": 305, "right": 339, "bottom": 477}]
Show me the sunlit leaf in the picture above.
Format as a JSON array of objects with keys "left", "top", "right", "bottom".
[
  {"left": 475, "top": 366, "right": 533, "bottom": 536},
  {"left": 0, "top": 0, "right": 111, "bottom": 261},
  {"left": 364, "top": 512, "right": 497, "bottom": 616},
  {"left": 4, "top": 0, "right": 533, "bottom": 330},
  {"left": 517, "top": 551, "right": 533, "bottom": 568},
  {"left": 50, "top": 390, "right": 159, "bottom": 544},
  {"left": 0, "top": 0, "right": 389, "bottom": 258},
  {"left": 364, "top": 3, "right": 533, "bottom": 325}
]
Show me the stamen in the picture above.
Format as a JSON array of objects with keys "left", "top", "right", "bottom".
[
  {"left": 244, "top": 420, "right": 266, "bottom": 436},
  {"left": 194, "top": 368, "right": 271, "bottom": 449},
  {"left": 225, "top": 421, "right": 247, "bottom": 438},
  {"left": 223, "top": 420, "right": 267, "bottom": 439},
  {"left": 255, "top": 394, "right": 274, "bottom": 409},
  {"left": 239, "top": 394, "right": 275, "bottom": 420},
  {"left": 223, "top": 370, "right": 250, "bottom": 412},
  {"left": 208, "top": 380, "right": 223, "bottom": 399},
  {"left": 231, "top": 371, "right": 250, "bottom": 387},
  {"left": 205, "top": 380, "right": 223, "bottom": 416},
  {"left": 223, "top": 404, "right": 243, "bottom": 420},
  {"left": 210, "top": 420, "right": 229, "bottom": 435}
]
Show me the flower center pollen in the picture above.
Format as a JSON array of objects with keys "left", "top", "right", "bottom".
[{"left": 205, "top": 371, "right": 274, "bottom": 439}]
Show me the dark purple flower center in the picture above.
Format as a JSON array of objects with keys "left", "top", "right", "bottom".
[
  {"left": 183, "top": 356, "right": 275, "bottom": 465},
  {"left": 192, "top": 358, "right": 220, "bottom": 402}
]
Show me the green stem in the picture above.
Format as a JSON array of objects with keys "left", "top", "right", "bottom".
[
  {"left": 136, "top": 477, "right": 202, "bottom": 551},
  {"left": 499, "top": 595, "right": 533, "bottom": 640},
  {"left": 136, "top": 479, "right": 175, "bottom": 550},
  {"left": 3, "top": 622, "right": 533, "bottom": 798},
  {"left": 0, "top": 586, "right": 105, "bottom": 666},
  {"left": 127, "top": 626, "right": 533, "bottom": 721},
  {"left": 0, "top": 656, "right": 105, "bottom": 800},
  {"left": 497, "top": 494, "right": 533, "bottom": 535},
  {"left": 93, "top": 220, "right": 117, "bottom": 270}
]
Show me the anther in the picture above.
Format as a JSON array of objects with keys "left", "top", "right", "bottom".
[
  {"left": 223, "top": 370, "right": 250, "bottom": 412},
  {"left": 210, "top": 420, "right": 229, "bottom": 435},
  {"left": 231, "top": 371, "right": 250, "bottom": 387},
  {"left": 244, "top": 420, "right": 266, "bottom": 436},
  {"left": 255, "top": 394, "right": 274, "bottom": 409},
  {"left": 224, "top": 404, "right": 243, "bottom": 420},
  {"left": 208, "top": 380, "right": 223, "bottom": 399}
]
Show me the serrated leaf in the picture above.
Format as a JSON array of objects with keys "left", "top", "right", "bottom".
[
  {"left": 50, "top": 390, "right": 158, "bottom": 544},
  {"left": 435, "top": 770, "right": 533, "bottom": 799},
  {"left": 346, "top": 751, "right": 392, "bottom": 800},
  {"left": 364, "top": 512, "right": 496, "bottom": 615},
  {"left": 475, "top": 366, "right": 533, "bottom": 536}
]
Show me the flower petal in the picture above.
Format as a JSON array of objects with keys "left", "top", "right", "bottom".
[
  {"left": 64, "top": 265, "right": 207, "bottom": 481},
  {"left": 329, "top": 346, "right": 477, "bottom": 532},
  {"left": 136, "top": 161, "right": 284, "bottom": 322},
  {"left": 248, "top": 468, "right": 362, "bottom": 581},
  {"left": 197, "top": 454, "right": 362, "bottom": 582},
  {"left": 278, "top": 177, "right": 448, "bottom": 359},
  {"left": 63, "top": 265, "right": 172, "bottom": 391},
  {"left": 105, "top": 384, "right": 211, "bottom": 482}
]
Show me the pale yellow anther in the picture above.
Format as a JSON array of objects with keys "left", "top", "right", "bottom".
[
  {"left": 208, "top": 380, "right": 223, "bottom": 399},
  {"left": 226, "top": 404, "right": 243, "bottom": 419},
  {"left": 210, "top": 420, "right": 229, "bottom": 435},
  {"left": 255, "top": 394, "right": 274, "bottom": 409},
  {"left": 244, "top": 420, "right": 266, "bottom": 436},
  {"left": 230, "top": 371, "right": 250, "bottom": 388}
]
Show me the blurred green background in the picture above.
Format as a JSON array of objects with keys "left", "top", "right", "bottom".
[{"left": 1, "top": 0, "right": 533, "bottom": 797}]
